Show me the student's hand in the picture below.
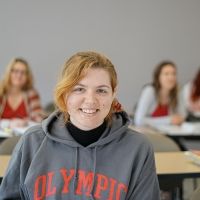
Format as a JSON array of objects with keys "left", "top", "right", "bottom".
[
  {"left": 171, "top": 114, "right": 184, "bottom": 125},
  {"left": 10, "top": 118, "right": 28, "bottom": 128}
]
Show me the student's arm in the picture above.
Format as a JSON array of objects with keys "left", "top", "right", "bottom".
[
  {"left": 27, "top": 89, "right": 46, "bottom": 122},
  {"left": 134, "top": 86, "right": 154, "bottom": 126},
  {"left": 0, "top": 138, "right": 23, "bottom": 199},
  {"left": 134, "top": 86, "right": 171, "bottom": 126},
  {"left": 178, "top": 83, "right": 190, "bottom": 118},
  {"left": 126, "top": 142, "right": 160, "bottom": 200},
  {"left": 144, "top": 116, "right": 171, "bottom": 126}
]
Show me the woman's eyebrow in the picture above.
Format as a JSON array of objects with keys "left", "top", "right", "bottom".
[
  {"left": 75, "top": 84, "right": 111, "bottom": 88},
  {"left": 97, "top": 85, "right": 111, "bottom": 88},
  {"left": 74, "top": 84, "right": 86, "bottom": 87}
]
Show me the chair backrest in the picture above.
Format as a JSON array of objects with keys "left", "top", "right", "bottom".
[
  {"left": 190, "top": 186, "right": 200, "bottom": 200},
  {"left": 0, "top": 136, "right": 21, "bottom": 155},
  {"left": 44, "top": 102, "right": 56, "bottom": 115},
  {"left": 129, "top": 125, "right": 181, "bottom": 152},
  {"left": 144, "top": 133, "right": 181, "bottom": 152}
]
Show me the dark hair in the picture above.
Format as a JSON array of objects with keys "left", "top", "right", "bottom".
[
  {"left": 191, "top": 68, "right": 200, "bottom": 101},
  {"left": 152, "top": 61, "right": 178, "bottom": 111}
]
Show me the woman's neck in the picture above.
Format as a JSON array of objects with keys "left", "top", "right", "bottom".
[
  {"left": 159, "top": 89, "right": 170, "bottom": 104},
  {"left": 7, "top": 86, "right": 22, "bottom": 95},
  {"left": 67, "top": 121, "right": 107, "bottom": 147}
]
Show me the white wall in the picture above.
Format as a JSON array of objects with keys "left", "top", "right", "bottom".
[{"left": 0, "top": 0, "right": 200, "bottom": 112}]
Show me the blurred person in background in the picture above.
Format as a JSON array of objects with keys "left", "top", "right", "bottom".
[
  {"left": 0, "top": 57, "right": 45, "bottom": 129},
  {"left": 134, "top": 61, "right": 184, "bottom": 126},
  {"left": 181, "top": 68, "right": 200, "bottom": 122}
]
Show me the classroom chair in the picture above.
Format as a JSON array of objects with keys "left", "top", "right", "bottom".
[
  {"left": 129, "top": 127, "right": 182, "bottom": 200},
  {"left": 190, "top": 185, "right": 200, "bottom": 200},
  {"left": 129, "top": 126, "right": 181, "bottom": 152},
  {"left": 144, "top": 132, "right": 181, "bottom": 152},
  {"left": 44, "top": 102, "right": 56, "bottom": 115},
  {"left": 0, "top": 136, "right": 21, "bottom": 155}
]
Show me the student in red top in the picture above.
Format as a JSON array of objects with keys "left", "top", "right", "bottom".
[
  {"left": 181, "top": 68, "right": 200, "bottom": 122},
  {"left": 0, "top": 57, "right": 45, "bottom": 128},
  {"left": 134, "top": 61, "right": 184, "bottom": 126}
]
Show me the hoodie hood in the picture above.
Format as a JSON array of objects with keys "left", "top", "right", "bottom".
[
  {"left": 40, "top": 111, "right": 131, "bottom": 199},
  {"left": 0, "top": 110, "right": 160, "bottom": 200},
  {"left": 41, "top": 110, "right": 130, "bottom": 148}
]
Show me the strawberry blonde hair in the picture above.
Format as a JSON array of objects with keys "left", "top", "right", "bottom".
[{"left": 54, "top": 51, "right": 119, "bottom": 123}]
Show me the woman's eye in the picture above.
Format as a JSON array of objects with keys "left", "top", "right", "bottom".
[
  {"left": 73, "top": 88, "right": 84, "bottom": 92},
  {"left": 97, "top": 89, "right": 107, "bottom": 94}
]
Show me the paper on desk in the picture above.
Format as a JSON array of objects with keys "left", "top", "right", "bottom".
[
  {"left": 185, "top": 151, "right": 200, "bottom": 166},
  {"left": 0, "top": 129, "right": 13, "bottom": 137},
  {"left": 13, "top": 121, "right": 39, "bottom": 135},
  {"left": 152, "top": 122, "right": 200, "bottom": 136}
]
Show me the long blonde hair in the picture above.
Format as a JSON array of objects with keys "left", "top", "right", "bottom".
[
  {"left": 54, "top": 51, "right": 118, "bottom": 123},
  {"left": 0, "top": 58, "right": 34, "bottom": 97}
]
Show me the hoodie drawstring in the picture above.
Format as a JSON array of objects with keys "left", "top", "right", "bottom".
[
  {"left": 73, "top": 147, "right": 79, "bottom": 197},
  {"left": 73, "top": 146, "right": 97, "bottom": 200},
  {"left": 89, "top": 146, "right": 97, "bottom": 200}
]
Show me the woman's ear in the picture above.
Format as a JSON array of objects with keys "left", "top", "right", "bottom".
[{"left": 112, "top": 98, "right": 123, "bottom": 113}]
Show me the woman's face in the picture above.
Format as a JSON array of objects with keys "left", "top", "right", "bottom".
[
  {"left": 66, "top": 68, "right": 116, "bottom": 130},
  {"left": 159, "top": 65, "right": 177, "bottom": 91},
  {"left": 10, "top": 62, "right": 27, "bottom": 88}
]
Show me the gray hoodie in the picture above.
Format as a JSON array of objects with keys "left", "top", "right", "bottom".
[{"left": 0, "top": 111, "right": 160, "bottom": 200}]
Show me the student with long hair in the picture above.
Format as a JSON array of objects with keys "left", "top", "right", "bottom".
[
  {"left": 0, "top": 51, "right": 160, "bottom": 199},
  {"left": 0, "top": 58, "right": 44, "bottom": 128},
  {"left": 134, "top": 61, "right": 184, "bottom": 126},
  {"left": 181, "top": 68, "right": 200, "bottom": 121}
]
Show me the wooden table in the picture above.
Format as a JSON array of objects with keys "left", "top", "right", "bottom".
[
  {"left": 155, "top": 152, "right": 200, "bottom": 199},
  {"left": 155, "top": 152, "right": 200, "bottom": 179},
  {"left": 1, "top": 152, "right": 200, "bottom": 178},
  {"left": 0, "top": 155, "right": 10, "bottom": 182}
]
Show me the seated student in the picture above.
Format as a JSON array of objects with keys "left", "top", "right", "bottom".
[
  {"left": 181, "top": 68, "right": 200, "bottom": 122},
  {"left": 0, "top": 57, "right": 45, "bottom": 129},
  {"left": 0, "top": 51, "right": 160, "bottom": 199},
  {"left": 134, "top": 61, "right": 184, "bottom": 126}
]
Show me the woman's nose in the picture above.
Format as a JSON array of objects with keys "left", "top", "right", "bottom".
[{"left": 84, "top": 91, "right": 97, "bottom": 103}]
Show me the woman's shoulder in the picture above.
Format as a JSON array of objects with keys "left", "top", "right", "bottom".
[
  {"left": 140, "top": 84, "right": 156, "bottom": 98},
  {"left": 11, "top": 125, "right": 46, "bottom": 167},
  {"left": 124, "top": 128, "right": 153, "bottom": 149},
  {"left": 182, "top": 82, "right": 192, "bottom": 95},
  {"left": 184, "top": 82, "right": 192, "bottom": 90},
  {"left": 22, "top": 124, "right": 46, "bottom": 149},
  {"left": 142, "top": 84, "right": 155, "bottom": 93},
  {"left": 25, "top": 88, "right": 40, "bottom": 99}
]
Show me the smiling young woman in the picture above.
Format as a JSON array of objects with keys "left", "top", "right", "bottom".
[
  {"left": 0, "top": 52, "right": 160, "bottom": 200},
  {"left": 65, "top": 68, "right": 115, "bottom": 130}
]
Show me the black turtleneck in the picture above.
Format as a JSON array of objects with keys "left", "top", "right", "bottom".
[{"left": 66, "top": 121, "right": 107, "bottom": 147}]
